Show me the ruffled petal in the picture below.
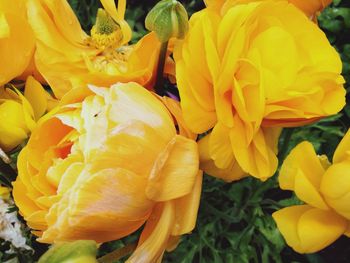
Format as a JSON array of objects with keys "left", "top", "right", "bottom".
[
  {"left": 279, "top": 141, "right": 326, "bottom": 191},
  {"left": 199, "top": 133, "right": 246, "bottom": 182}
]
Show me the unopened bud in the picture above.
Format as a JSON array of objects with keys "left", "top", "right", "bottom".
[
  {"left": 145, "top": 0, "right": 189, "bottom": 42},
  {"left": 38, "top": 240, "right": 98, "bottom": 263}
]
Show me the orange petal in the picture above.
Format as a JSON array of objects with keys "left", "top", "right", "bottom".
[
  {"left": 146, "top": 135, "right": 199, "bottom": 201},
  {"left": 128, "top": 202, "right": 175, "bottom": 263},
  {"left": 172, "top": 171, "right": 202, "bottom": 236},
  {"left": 273, "top": 205, "right": 347, "bottom": 253}
]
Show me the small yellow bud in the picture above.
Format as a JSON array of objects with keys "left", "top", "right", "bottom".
[
  {"left": 38, "top": 240, "right": 98, "bottom": 263},
  {"left": 145, "top": 0, "right": 189, "bottom": 42}
]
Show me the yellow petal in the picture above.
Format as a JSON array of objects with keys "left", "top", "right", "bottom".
[
  {"left": 230, "top": 121, "right": 278, "bottom": 180},
  {"left": 106, "top": 83, "right": 176, "bottom": 142},
  {"left": 294, "top": 169, "right": 329, "bottom": 209},
  {"left": 273, "top": 205, "right": 347, "bottom": 253},
  {"left": 298, "top": 208, "right": 347, "bottom": 253},
  {"left": 172, "top": 171, "right": 202, "bottom": 236},
  {"left": 24, "top": 76, "right": 48, "bottom": 120},
  {"left": 42, "top": 168, "right": 153, "bottom": 243},
  {"left": 0, "top": 13, "right": 35, "bottom": 85},
  {"left": 160, "top": 96, "right": 196, "bottom": 140},
  {"left": 43, "top": 0, "right": 88, "bottom": 45},
  {"left": 279, "top": 141, "right": 326, "bottom": 191},
  {"left": 0, "top": 13, "right": 10, "bottom": 38},
  {"left": 12, "top": 179, "right": 41, "bottom": 218},
  {"left": 320, "top": 161, "right": 350, "bottom": 220},
  {"left": 128, "top": 202, "right": 175, "bottom": 263},
  {"left": 199, "top": 133, "right": 246, "bottom": 182},
  {"left": 146, "top": 135, "right": 199, "bottom": 201},
  {"left": 333, "top": 129, "right": 350, "bottom": 163},
  {"left": 176, "top": 60, "right": 217, "bottom": 134},
  {"left": 0, "top": 100, "right": 30, "bottom": 150}
]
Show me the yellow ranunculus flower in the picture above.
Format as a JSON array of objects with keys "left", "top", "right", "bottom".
[
  {"left": 0, "top": 0, "right": 35, "bottom": 86},
  {"left": 289, "top": 0, "right": 332, "bottom": 19},
  {"left": 0, "top": 77, "right": 55, "bottom": 151},
  {"left": 273, "top": 129, "right": 350, "bottom": 253},
  {"left": 26, "top": 0, "right": 172, "bottom": 99},
  {"left": 0, "top": 185, "right": 10, "bottom": 199},
  {"left": 174, "top": 0, "right": 345, "bottom": 181},
  {"left": 13, "top": 83, "right": 202, "bottom": 262},
  {"left": 206, "top": 0, "right": 332, "bottom": 20}
]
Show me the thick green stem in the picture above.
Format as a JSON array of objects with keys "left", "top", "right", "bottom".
[
  {"left": 97, "top": 242, "right": 137, "bottom": 263},
  {"left": 155, "top": 41, "right": 169, "bottom": 96}
]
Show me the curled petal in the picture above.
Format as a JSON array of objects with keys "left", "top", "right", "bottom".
[{"left": 128, "top": 202, "right": 175, "bottom": 263}]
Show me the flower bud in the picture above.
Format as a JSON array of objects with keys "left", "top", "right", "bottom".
[
  {"left": 38, "top": 240, "right": 98, "bottom": 263},
  {"left": 145, "top": 0, "right": 189, "bottom": 42}
]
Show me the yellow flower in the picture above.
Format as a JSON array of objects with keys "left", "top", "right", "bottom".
[
  {"left": 289, "top": 0, "right": 332, "bottom": 19},
  {"left": 13, "top": 83, "right": 202, "bottom": 263},
  {"left": 206, "top": 0, "right": 332, "bottom": 19},
  {"left": 174, "top": 0, "right": 345, "bottom": 181},
  {"left": 0, "top": 185, "right": 10, "bottom": 199},
  {"left": 0, "top": 0, "right": 35, "bottom": 86},
  {"left": 272, "top": 130, "right": 350, "bottom": 253},
  {"left": 0, "top": 77, "right": 55, "bottom": 151},
  {"left": 26, "top": 0, "right": 172, "bottom": 99}
]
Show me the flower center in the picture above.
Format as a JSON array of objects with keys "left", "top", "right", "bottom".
[
  {"left": 90, "top": 9, "right": 124, "bottom": 50},
  {"left": 87, "top": 45, "right": 133, "bottom": 74}
]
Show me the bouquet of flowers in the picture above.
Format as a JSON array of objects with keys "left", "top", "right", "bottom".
[{"left": 0, "top": 0, "right": 349, "bottom": 262}]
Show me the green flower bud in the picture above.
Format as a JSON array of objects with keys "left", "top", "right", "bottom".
[
  {"left": 145, "top": 0, "right": 189, "bottom": 42},
  {"left": 38, "top": 240, "right": 98, "bottom": 263}
]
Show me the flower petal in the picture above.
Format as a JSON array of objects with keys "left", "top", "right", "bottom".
[
  {"left": 128, "top": 202, "right": 175, "bottom": 263},
  {"left": 146, "top": 135, "right": 199, "bottom": 201},
  {"left": 273, "top": 205, "right": 347, "bottom": 253},
  {"left": 279, "top": 141, "right": 325, "bottom": 191},
  {"left": 333, "top": 129, "right": 350, "bottom": 163},
  {"left": 172, "top": 171, "right": 202, "bottom": 236}
]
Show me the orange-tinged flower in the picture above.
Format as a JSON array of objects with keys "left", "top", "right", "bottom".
[
  {"left": 0, "top": 77, "right": 56, "bottom": 151},
  {"left": 206, "top": 0, "right": 332, "bottom": 19},
  {"left": 273, "top": 130, "right": 350, "bottom": 253},
  {"left": 174, "top": 0, "right": 345, "bottom": 182},
  {"left": 289, "top": 0, "right": 332, "bottom": 19},
  {"left": 26, "top": 0, "right": 172, "bottom": 99},
  {"left": 13, "top": 83, "right": 201, "bottom": 262},
  {"left": 0, "top": 0, "right": 35, "bottom": 86},
  {"left": 0, "top": 185, "right": 10, "bottom": 199}
]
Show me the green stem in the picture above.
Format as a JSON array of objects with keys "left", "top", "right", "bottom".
[
  {"left": 155, "top": 41, "right": 169, "bottom": 96},
  {"left": 97, "top": 242, "right": 137, "bottom": 263},
  {"left": 278, "top": 128, "right": 295, "bottom": 164}
]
